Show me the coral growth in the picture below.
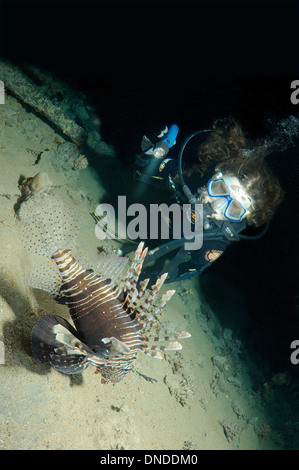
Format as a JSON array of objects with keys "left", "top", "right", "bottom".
[{"left": 72, "top": 154, "right": 88, "bottom": 170}]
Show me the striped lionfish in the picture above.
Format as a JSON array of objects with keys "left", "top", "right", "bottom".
[{"left": 18, "top": 191, "right": 190, "bottom": 384}]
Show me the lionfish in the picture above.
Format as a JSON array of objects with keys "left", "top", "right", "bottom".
[{"left": 17, "top": 191, "right": 190, "bottom": 384}]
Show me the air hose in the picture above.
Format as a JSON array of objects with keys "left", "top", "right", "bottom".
[{"left": 177, "top": 129, "right": 212, "bottom": 203}]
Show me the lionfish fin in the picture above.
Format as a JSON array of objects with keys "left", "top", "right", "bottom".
[
  {"left": 142, "top": 341, "right": 182, "bottom": 359},
  {"left": 52, "top": 324, "right": 110, "bottom": 367},
  {"left": 31, "top": 315, "right": 89, "bottom": 374},
  {"left": 164, "top": 341, "right": 183, "bottom": 351},
  {"left": 142, "top": 349, "right": 164, "bottom": 359},
  {"left": 102, "top": 336, "right": 131, "bottom": 358},
  {"left": 147, "top": 289, "right": 176, "bottom": 321},
  {"left": 95, "top": 253, "right": 129, "bottom": 286},
  {"left": 125, "top": 277, "right": 150, "bottom": 315},
  {"left": 144, "top": 331, "right": 191, "bottom": 343},
  {"left": 133, "top": 283, "right": 173, "bottom": 327},
  {"left": 53, "top": 324, "right": 88, "bottom": 353},
  {"left": 141, "top": 331, "right": 190, "bottom": 358},
  {"left": 175, "top": 331, "right": 191, "bottom": 339},
  {"left": 118, "top": 242, "right": 148, "bottom": 294}
]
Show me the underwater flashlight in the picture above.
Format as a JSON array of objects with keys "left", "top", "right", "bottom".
[{"left": 152, "top": 124, "right": 179, "bottom": 158}]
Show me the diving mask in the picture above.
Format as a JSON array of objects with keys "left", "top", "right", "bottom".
[{"left": 207, "top": 173, "right": 252, "bottom": 222}]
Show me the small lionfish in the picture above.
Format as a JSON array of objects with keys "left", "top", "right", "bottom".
[{"left": 17, "top": 191, "right": 190, "bottom": 384}]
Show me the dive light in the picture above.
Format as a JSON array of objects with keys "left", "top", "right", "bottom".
[{"left": 152, "top": 124, "right": 179, "bottom": 158}]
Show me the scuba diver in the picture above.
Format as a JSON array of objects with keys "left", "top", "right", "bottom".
[{"left": 133, "top": 118, "right": 284, "bottom": 283}]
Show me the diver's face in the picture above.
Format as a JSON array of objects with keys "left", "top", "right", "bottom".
[{"left": 203, "top": 173, "right": 253, "bottom": 222}]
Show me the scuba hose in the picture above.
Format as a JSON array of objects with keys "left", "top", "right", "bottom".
[
  {"left": 238, "top": 223, "right": 269, "bottom": 239},
  {"left": 178, "top": 129, "right": 212, "bottom": 204}
]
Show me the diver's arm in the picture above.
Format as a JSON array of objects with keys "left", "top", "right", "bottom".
[
  {"left": 134, "top": 143, "right": 178, "bottom": 186},
  {"left": 168, "top": 238, "right": 230, "bottom": 282},
  {"left": 134, "top": 156, "right": 178, "bottom": 189}
]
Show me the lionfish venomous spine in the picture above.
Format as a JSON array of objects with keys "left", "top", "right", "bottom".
[{"left": 18, "top": 192, "right": 191, "bottom": 384}]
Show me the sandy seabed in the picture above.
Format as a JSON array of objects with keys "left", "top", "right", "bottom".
[{"left": 0, "top": 94, "right": 279, "bottom": 450}]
